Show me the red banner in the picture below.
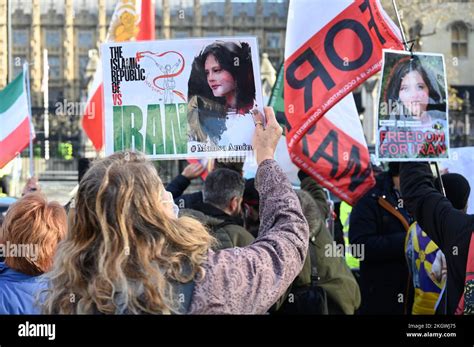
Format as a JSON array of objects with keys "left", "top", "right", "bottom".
[
  {"left": 284, "top": 0, "right": 403, "bottom": 204},
  {"left": 291, "top": 116, "right": 374, "bottom": 204},
  {"left": 285, "top": 0, "right": 402, "bottom": 148}
]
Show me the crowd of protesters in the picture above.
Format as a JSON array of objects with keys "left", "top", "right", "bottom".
[{"left": 0, "top": 106, "right": 472, "bottom": 315}]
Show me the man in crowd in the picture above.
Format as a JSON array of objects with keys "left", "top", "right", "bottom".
[
  {"left": 349, "top": 163, "right": 413, "bottom": 314},
  {"left": 166, "top": 162, "right": 206, "bottom": 209},
  {"left": 401, "top": 163, "right": 474, "bottom": 314},
  {"left": 167, "top": 160, "right": 244, "bottom": 210},
  {"left": 180, "top": 168, "right": 254, "bottom": 250}
]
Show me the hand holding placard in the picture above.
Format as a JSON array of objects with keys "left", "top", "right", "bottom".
[
  {"left": 181, "top": 162, "right": 205, "bottom": 180},
  {"left": 253, "top": 107, "right": 283, "bottom": 165}
]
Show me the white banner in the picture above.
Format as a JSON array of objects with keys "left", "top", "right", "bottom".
[{"left": 101, "top": 37, "right": 263, "bottom": 159}]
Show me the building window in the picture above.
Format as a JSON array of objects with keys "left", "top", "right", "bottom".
[
  {"left": 263, "top": 0, "right": 286, "bottom": 17},
  {"left": 48, "top": 56, "right": 61, "bottom": 80},
  {"left": 232, "top": 1, "right": 256, "bottom": 17},
  {"left": 204, "top": 31, "right": 221, "bottom": 37},
  {"left": 452, "top": 22, "right": 468, "bottom": 58},
  {"left": 79, "top": 55, "right": 89, "bottom": 78},
  {"left": 201, "top": 0, "right": 225, "bottom": 17},
  {"left": 13, "top": 30, "right": 28, "bottom": 47},
  {"left": 78, "top": 31, "right": 93, "bottom": 49},
  {"left": 266, "top": 33, "right": 280, "bottom": 49},
  {"left": 173, "top": 30, "right": 189, "bottom": 39},
  {"left": 45, "top": 30, "right": 61, "bottom": 49},
  {"left": 234, "top": 31, "right": 252, "bottom": 37},
  {"left": 12, "top": 56, "right": 27, "bottom": 78}
]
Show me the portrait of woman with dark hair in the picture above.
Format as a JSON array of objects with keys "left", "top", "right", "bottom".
[
  {"left": 382, "top": 54, "right": 446, "bottom": 127},
  {"left": 187, "top": 41, "right": 257, "bottom": 147},
  {"left": 376, "top": 52, "right": 449, "bottom": 160}
]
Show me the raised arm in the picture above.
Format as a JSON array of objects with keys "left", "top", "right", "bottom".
[
  {"left": 166, "top": 162, "right": 204, "bottom": 199},
  {"left": 400, "top": 162, "right": 471, "bottom": 253}
]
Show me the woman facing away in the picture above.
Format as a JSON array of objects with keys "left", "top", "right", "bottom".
[
  {"left": 383, "top": 55, "right": 446, "bottom": 128},
  {"left": 187, "top": 41, "right": 257, "bottom": 148},
  {"left": 42, "top": 107, "right": 310, "bottom": 314}
]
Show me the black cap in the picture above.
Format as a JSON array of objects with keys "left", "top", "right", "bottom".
[{"left": 435, "top": 173, "right": 470, "bottom": 210}]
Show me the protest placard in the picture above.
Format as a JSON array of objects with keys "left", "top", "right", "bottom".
[
  {"left": 441, "top": 147, "right": 474, "bottom": 214},
  {"left": 101, "top": 37, "right": 263, "bottom": 159},
  {"left": 243, "top": 64, "right": 300, "bottom": 185},
  {"left": 376, "top": 50, "right": 449, "bottom": 161}
]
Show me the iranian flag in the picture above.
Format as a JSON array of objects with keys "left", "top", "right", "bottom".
[
  {"left": 82, "top": 0, "right": 155, "bottom": 151},
  {"left": 0, "top": 70, "right": 33, "bottom": 169},
  {"left": 284, "top": 0, "right": 403, "bottom": 204}
]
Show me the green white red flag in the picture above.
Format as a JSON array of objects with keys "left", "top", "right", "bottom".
[
  {"left": 82, "top": 0, "right": 155, "bottom": 151},
  {"left": 0, "top": 69, "right": 34, "bottom": 169}
]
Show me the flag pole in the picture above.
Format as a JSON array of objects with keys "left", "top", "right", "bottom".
[
  {"left": 24, "top": 63, "right": 34, "bottom": 178},
  {"left": 391, "top": 0, "right": 409, "bottom": 50},
  {"left": 7, "top": 0, "right": 12, "bottom": 83},
  {"left": 433, "top": 159, "right": 448, "bottom": 316},
  {"left": 43, "top": 49, "right": 50, "bottom": 161}
]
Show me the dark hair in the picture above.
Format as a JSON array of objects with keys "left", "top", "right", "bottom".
[
  {"left": 214, "top": 159, "right": 244, "bottom": 175},
  {"left": 78, "top": 158, "right": 92, "bottom": 183},
  {"left": 243, "top": 178, "right": 259, "bottom": 206},
  {"left": 242, "top": 178, "right": 260, "bottom": 238},
  {"left": 188, "top": 41, "right": 255, "bottom": 112},
  {"left": 388, "top": 162, "right": 400, "bottom": 177},
  {"left": 384, "top": 56, "right": 445, "bottom": 115},
  {"left": 203, "top": 168, "right": 245, "bottom": 210}
]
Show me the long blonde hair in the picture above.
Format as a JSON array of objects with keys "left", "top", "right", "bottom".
[{"left": 42, "top": 152, "right": 214, "bottom": 314}]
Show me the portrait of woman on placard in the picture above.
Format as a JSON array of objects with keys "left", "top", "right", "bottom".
[
  {"left": 187, "top": 41, "right": 257, "bottom": 147},
  {"left": 382, "top": 55, "right": 446, "bottom": 128}
]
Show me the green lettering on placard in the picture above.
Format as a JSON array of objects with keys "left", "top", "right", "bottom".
[
  {"left": 164, "top": 103, "right": 187, "bottom": 154},
  {"left": 122, "top": 105, "right": 143, "bottom": 151},
  {"left": 113, "top": 106, "right": 123, "bottom": 151},
  {"left": 145, "top": 104, "right": 165, "bottom": 155}
]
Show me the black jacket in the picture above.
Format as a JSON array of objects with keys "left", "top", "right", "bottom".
[
  {"left": 400, "top": 162, "right": 474, "bottom": 314},
  {"left": 166, "top": 174, "right": 203, "bottom": 210},
  {"left": 349, "top": 172, "right": 413, "bottom": 314}
]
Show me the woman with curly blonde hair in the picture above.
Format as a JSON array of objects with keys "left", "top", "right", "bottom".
[
  {"left": 43, "top": 108, "right": 309, "bottom": 314},
  {"left": 43, "top": 151, "right": 213, "bottom": 314}
]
